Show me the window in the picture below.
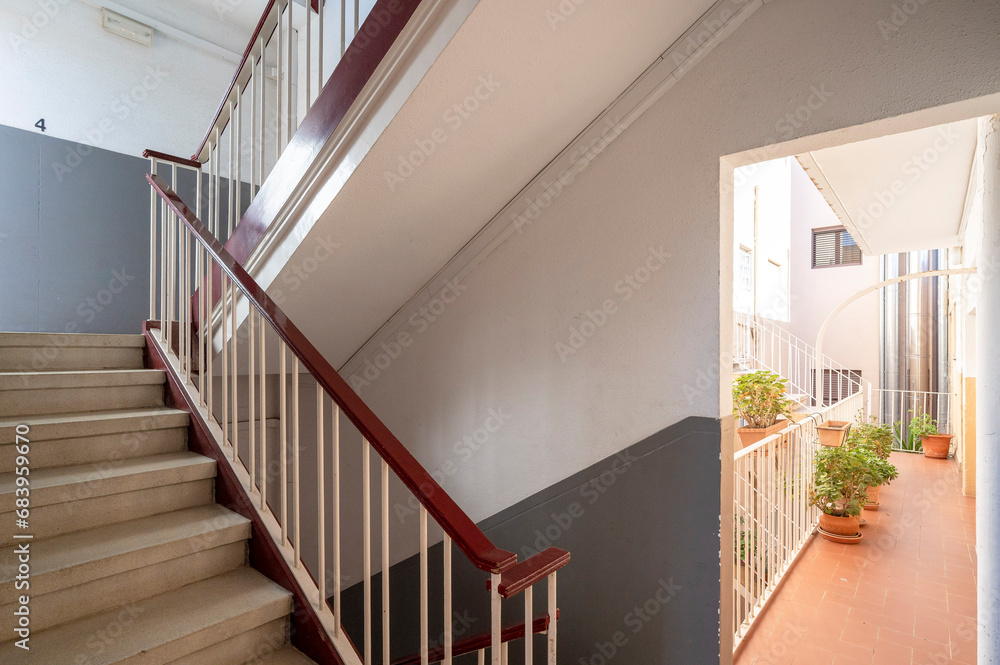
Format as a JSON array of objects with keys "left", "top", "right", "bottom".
[
  {"left": 812, "top": 226, "right": 862, "bottom": 268},
  {"left": 812, "top": 369, "right": 863, "bottom": 406},
  {"left": 737, "top": 246, "right": 753, "bottom": 292}
]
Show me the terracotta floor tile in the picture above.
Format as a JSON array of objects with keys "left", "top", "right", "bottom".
[{"left": 734, "top": 454, "right": 975, "bottom": 665}]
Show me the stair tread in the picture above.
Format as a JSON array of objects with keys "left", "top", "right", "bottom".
[
  {"left": 0, "top": 505, "right": 248, "bottom": 584},
  {"left": 0, "top": 332, "right": 146, "bottom": 348},
  {"left": 0, "top": 568, "right": 292, "bottom": 663},
  {"left": 0, "top": 407, "right": 188, "bottom": 442},
  {"left": 0, "top": 369, "right": 165, "bottom": 390},
  {"left": 0, "top": 452, "right": 215, "bottom": 500},
  {"left": 255, "top": 645, "right": 318, "bottom": 664}
]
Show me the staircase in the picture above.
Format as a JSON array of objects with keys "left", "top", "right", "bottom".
[{"left": 0, "top": 332, "right": 315, "bottom": 664}]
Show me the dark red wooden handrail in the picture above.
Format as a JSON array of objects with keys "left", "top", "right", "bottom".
[
  {"left": 148, "top": 173, "right": 517, "bottom": 575},
  {"left": 143, "top": 149, "right": 201, "bottom": 169},
  {"left": 487, "top": 548, "right": 570, "bottom": 599},
  {"left": 390, "top": 612, "right": 557, "bottom": 665}
]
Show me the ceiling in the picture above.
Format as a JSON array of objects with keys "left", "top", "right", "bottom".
[
  {"left": 0, "top": 0, "right": 264, "bottom": 158},
  {"left": 796, "top": 119, "right": 979, "bottom": 256},
  {"left": 273, "top": 0, "right": 721, "bottom": 370}
]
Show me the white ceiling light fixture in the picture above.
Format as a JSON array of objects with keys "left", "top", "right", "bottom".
[{"left": 102, "top": 8, "right": 154, "bottom": 47}]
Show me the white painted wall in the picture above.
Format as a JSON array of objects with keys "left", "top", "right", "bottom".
[
  {"left": 785, "top": 159, "right": 881, "bottom": 388},
  {"left": 330, "top": 0, "right": 1000, "bottom": 525},
  {"left": 733, "top": 157, "right": 791, "bottom": 319},
  {"left": 0, "top": 0, "right": 247, "bottom": 159}
]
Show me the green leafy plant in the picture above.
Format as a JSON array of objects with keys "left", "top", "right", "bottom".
[
  {"left": 809, "top": 446, "right": 878, "bottom": 517},
  {"left": 908, "top": 410, "right": 939, "bottom": 441},
  {"left": 846, "top": 412, "right": 893, "bottom": 460},
  {"left": 865, "top": 452, "right": 900, "bottom": 487},
  {"left": 734, "top": 516, "right": 758, "bottom": 562},
  {"left": 733, "top": 370, "right": 792, "bottom": 429}
]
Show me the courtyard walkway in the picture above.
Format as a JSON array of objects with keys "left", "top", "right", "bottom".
[{"left": 734, "top": 452, "right": 977, "bottom": 665}]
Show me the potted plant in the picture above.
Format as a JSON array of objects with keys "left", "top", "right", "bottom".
[
  {"left": 733, "top": 370, "right": 792, "bottom": 449},
  {"left": 845, "top": 416, "right": 898, "bottom": 509},
  {"left": 809, "top": 445, "right": 877, "bottom": 543},
  {"left": 908, "top": 411, "right": 953, "bottom": 459}
]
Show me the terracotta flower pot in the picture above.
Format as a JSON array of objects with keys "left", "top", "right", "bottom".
[
  {"left": 921, "top": 434, "right": 953, "bottom": 459},
  {"left": 864, "top": 485, "right": 880, "bottom": 510},
  {"left": 818, "top": 512, "right": 861, "bottom": 542},
  {"left": 737, "top": 419, "right": 789, "bottom": 450},
  {"left": 817, "top": 420, "right": 851, "bottom": 447}
]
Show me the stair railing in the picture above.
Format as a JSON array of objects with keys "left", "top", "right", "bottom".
[
  {"left": 733, "top": 310, "right": 870, "bottom": 407},
  {"left": 147, "top": 173, "right": 567, "bottom": 665}
]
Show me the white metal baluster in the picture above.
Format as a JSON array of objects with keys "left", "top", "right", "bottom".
[
  {"left": 197, "top": 168, "right": 205, "bottom": 406},
  {"left": 293, "top": 356, "right": 300, "bottom": 563},
  {"left": 340, "top": 0, "right": 346, "bottom": 56},
  {"left": 250, "top": 63, "right": 257, "bottom": 199},
  {"left": 477, "top": 651, "right": 485, "bottom": 665},
  {"left": 286, "top": 0, "right": 293, "bottom": 142},
  {"left": 318, "top": 382, "right": 326, "bottom": 605},
  {"left": 280, "top": 341, "right": 288, "bottom": 545},
  {"left": 213, "top": 129, "right": 220, "bottom": 235},
  {"left": 258, "top": 38, "right": 265, "bottom": 192},
  {"left": 160, "top": 196, "right": 167, "bottom": 336},
  {"left": 249, "top": 308, "right": 257, "bottom": 493},
  {"left": 333, "top": 404, "right": 341, "bottom": 634},
  {"left": 232, "top": 279, "right": 239, "bottom": 463},
  {"left": 363, "top": 440, "right": 371, "bottom": 664},
  {"left": 491, "top": 572, "right": 501, "bottom": 665},
  {"left": 206, "top": 250, "right": 213, "bottom": 418},
  {"left": 444, "top": 534, "right": 453, "bottom": 665},
  {"left": 236, "top": 84, "right": 242, "bottom": 226},
  {"left": 524, "top": 585, "right": 533, "bottom": 665},
  {"left": 259, "top": 311, "right": 267, "bottom": 508},
  {"left": 354, "top": 0, "right": 359, "bottom": 35},
  {"left": 420, "top": 506, "right": 429, "bottom": 665},
  {"left": 547, "top": 574, "right": 557, "bottom": 665},
  {"left": 228, "top": 102, "right": 235, "bottom": 239},
  {"left": 276, "top": 11, "right": 283, "bottom": 156},
  {"left": 305, "top": 0, "right": 311, "bottom": 108},
  {"left": 182, "top": 219, "right": 189, "bottom": 379},
  {"left": 166, "top": 208, "right": 174, "bottom": 353},
  {"left": 501, "top": 643, "right": 508, "bottom": 665},
  {"left": 317, "top": 0, "right": 324, "bottom": 88},
  {"left": 222, "top": 274, "right": 230, "bottom": 453},
  {"left": 149, "top": 159, "right": 157, "bottom": 321},
  {"left": 382, "top": 459, "right": 390, "bottom": 665}
]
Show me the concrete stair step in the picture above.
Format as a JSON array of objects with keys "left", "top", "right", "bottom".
[
  {"left": 0, "top": 332, "right": 145, "bottom": 372},
  {"left": 0, "top": 453, "right": 216, "bottom": 540},
  {"left": 0, "top": 408, "right": 189, "bottom": 469},
  {"left": 252, "top": 645, "right": 318, "bottom": 664},
  {"left": 0, "top": 369, "right": 166, "bottom": 417},
  {"left": 0, "top": 505, "right": 250, "bottom": 632},
  {"left": 0, "top": 567, "right": 294, "bottom": 664}
]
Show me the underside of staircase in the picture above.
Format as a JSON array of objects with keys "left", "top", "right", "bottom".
[{"left": 0, "top": 332, "right": 317, "bottom": 664}]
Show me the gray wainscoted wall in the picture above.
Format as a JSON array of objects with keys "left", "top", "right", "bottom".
[
  {"left": 339, "top": 416, "right": 722, "bottom": 664},
  {"left": 0, "top": 123, "right": 150, "bottom": 334}
]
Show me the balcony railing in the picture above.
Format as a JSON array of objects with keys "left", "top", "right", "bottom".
[
  {"left": 732, "top": 390, "right": 866, "bottom": 648},
  {"left": 867, "top": 388, "right": 954, "bottom": 452}
]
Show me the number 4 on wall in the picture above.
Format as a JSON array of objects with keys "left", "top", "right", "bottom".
[{"left": 35, "top": 118, "right": 46, "bottom": 132}]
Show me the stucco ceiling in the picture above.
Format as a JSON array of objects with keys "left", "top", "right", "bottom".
[
  {"left": 273, "top": 0, "right": 721, "bottom": 370},
  {"left": 796, "top": 119, "right": 979, "bottom": 256}
]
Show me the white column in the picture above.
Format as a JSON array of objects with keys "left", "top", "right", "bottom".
[{"left": 978, "top": 114, "right": 1000, "bottom": 665}]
